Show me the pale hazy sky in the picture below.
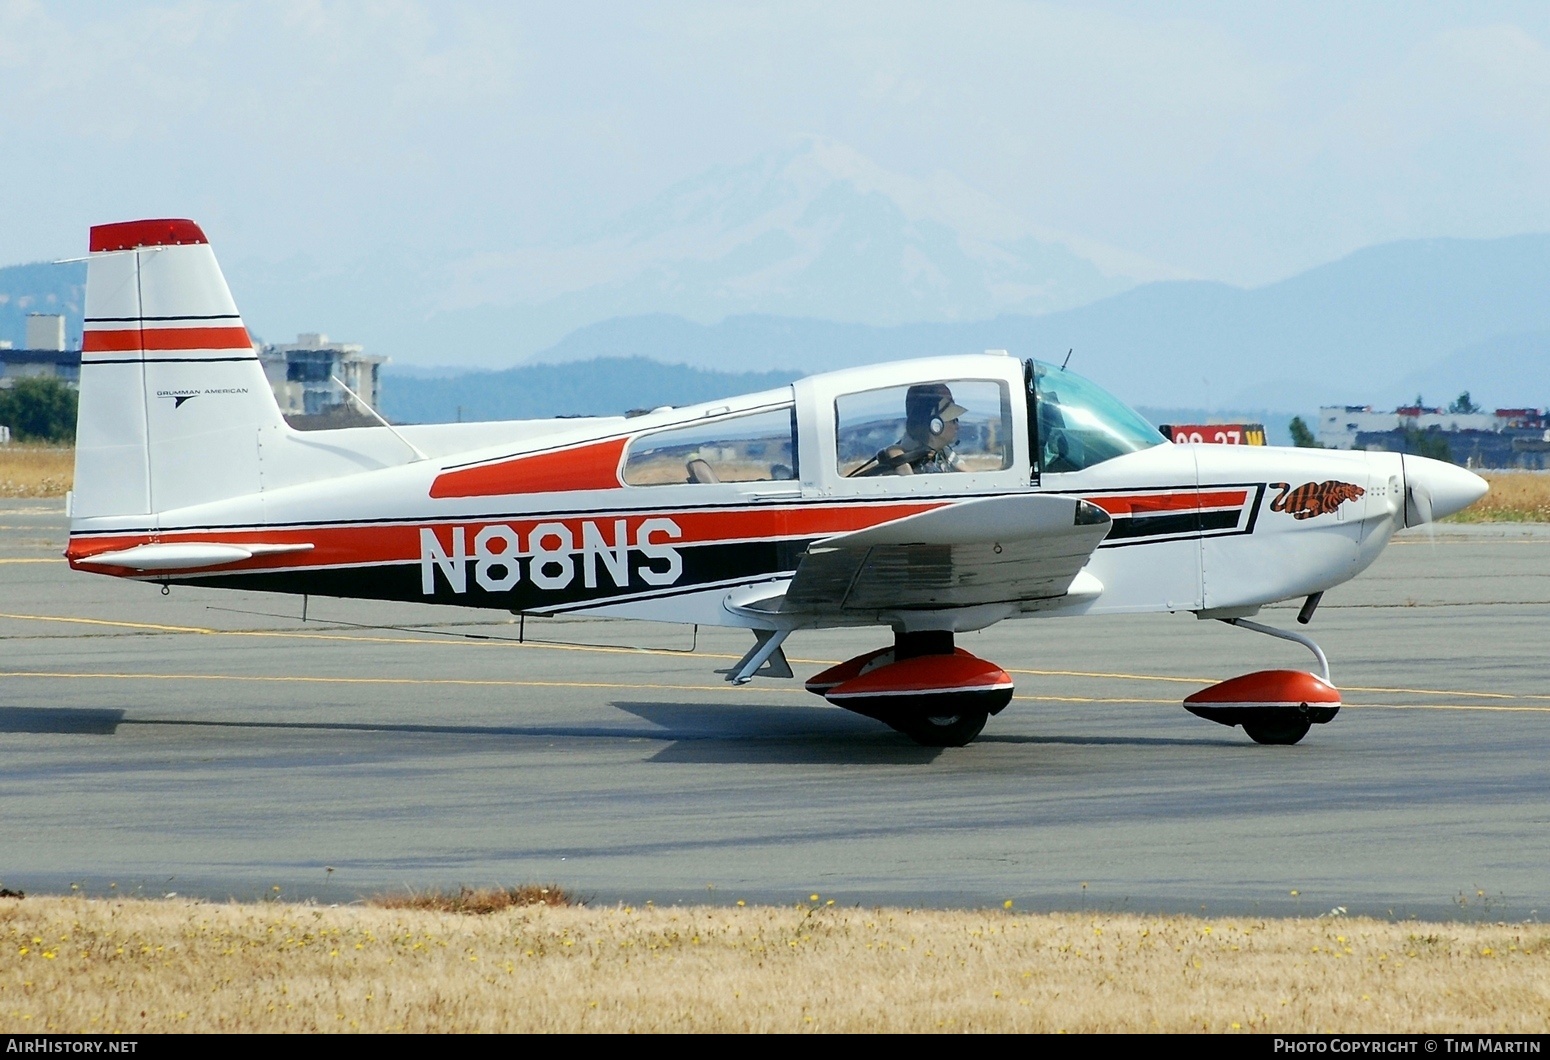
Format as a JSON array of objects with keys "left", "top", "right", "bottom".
[{"left": 4, "top": 0, "right": 1549, "bottom": 286}]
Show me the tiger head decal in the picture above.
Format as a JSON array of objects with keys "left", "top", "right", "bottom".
[{"left": 1269, "top": 480, "right": 1366, "bottom": 520}]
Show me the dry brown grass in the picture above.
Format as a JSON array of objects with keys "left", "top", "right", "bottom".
[
  {"left": 369, "top": 885, "right": 571, "bottom": 914},
  {"left": 0, "top": 445, "right": 72, "bottom": 498},
  {"left": 1444, "top": 472, "right": 1550, "bottom": 523},
  {"left": 1, "top": 896, "right": 1546, "bottom": 1033}
]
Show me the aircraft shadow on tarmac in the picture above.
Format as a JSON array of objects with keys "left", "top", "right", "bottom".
[
  {"left": 613, "top": 700, "right": 947, "bottom": 765},
  {"left": 0, "top": 703, "right": 1238, "bottom": 757},
  {"left": 0, "top": 700, "right": 948, "bottom": 763},
  {"left": 0, "top": 709, "right": 694, "bottom": 743},
  {"left": 0, "top": 707, "right": 127, "bottom": 735},
  {"left": 616, "top": 701, "right": 1240, "bottom": 763},
  {"left": 0, "top": 706, "right": 639, "bottom": 740}
]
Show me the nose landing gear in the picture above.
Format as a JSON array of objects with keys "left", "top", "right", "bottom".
[{"left": 1184, "top": 618, "right": 1341, "bottom": 745}]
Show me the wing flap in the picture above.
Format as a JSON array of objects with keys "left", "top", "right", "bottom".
[{"left": 782, "top": 494, "right": 1110, "bottom": 613}]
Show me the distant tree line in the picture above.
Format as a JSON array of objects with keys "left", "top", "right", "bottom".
[{"left": 0, "top": 377, "right": 77, "bottom": 443}]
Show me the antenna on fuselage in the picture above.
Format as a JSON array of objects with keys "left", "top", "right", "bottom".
[
  {"left": 1060, "top": 348, "right": 1073, "bottom": 371},
  {"left": 330, "top": 375, "right": 428, "bottom": 462}
]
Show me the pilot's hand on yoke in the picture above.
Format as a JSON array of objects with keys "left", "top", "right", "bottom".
[{"left": 882, "top": 446, "right": 915, "bottom": 475}]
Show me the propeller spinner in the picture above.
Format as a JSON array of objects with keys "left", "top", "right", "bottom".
[{"left": 1403, "top": 455, "right": 1489, "bottom": 527}]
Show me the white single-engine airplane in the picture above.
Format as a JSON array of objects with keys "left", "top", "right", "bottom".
[{"left": 65, "top": 219, "right": 1489, "bottom": 747}]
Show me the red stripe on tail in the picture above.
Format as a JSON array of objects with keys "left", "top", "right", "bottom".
[{"left": 82, "top": 326, "right": 253, "bottom": 354}]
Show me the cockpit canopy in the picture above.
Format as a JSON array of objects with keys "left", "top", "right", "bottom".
[
  {"left": 1029, "top": 360, "right": 1166, "bottom": 473},
  {"left": 612, "top": 355, "right": 1165, "bottom": 491}
]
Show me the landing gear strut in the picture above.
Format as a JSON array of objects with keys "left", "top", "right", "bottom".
[{"left": 806, "top": 629, "right": 1012, "bottom": 747}]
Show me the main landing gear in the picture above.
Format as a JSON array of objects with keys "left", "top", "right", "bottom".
[
  {"left": 805, "top": 630, "right": 1014, "bottom": 747},
  {"left": 1183, "top": 614, "right": 1341, "bottom": 746}
]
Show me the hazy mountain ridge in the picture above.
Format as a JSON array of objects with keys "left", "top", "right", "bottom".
[
  {"left": 378, "top": 352, "right": 1299, "bottom": 443},
  {"left": 9, "top": 230, "right": 1550, "bottom": 418},
  {"left": 379, "top": 357, "right": 800, "bottom": 424},
  {"left": 406, "top": 140, "right": 1136, "bottom": 359},
  {"left": 1399, "top": 331, "right": 1550, "bottom": 411},
  {"left": 514, "top": 233, "right": 1550, "bottom": 411},
  {"left": 226, "top": 140, "right": 1139, "bottom": 363}
]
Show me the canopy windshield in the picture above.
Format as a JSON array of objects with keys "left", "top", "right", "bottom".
[{"left": 1031, "top": 361, "right": 1166, "bottom": 473}]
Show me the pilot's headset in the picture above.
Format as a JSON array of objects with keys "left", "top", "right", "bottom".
[{"left": 905, "top": 384, "right": 956, "bottom": 443}]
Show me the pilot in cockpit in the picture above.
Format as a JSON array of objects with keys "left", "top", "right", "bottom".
[{"left": 861, "top": 383, "right": 968, "bottom": 476}]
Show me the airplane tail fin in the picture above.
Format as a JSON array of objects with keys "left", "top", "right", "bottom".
[{"left": 74, "top": 219, "right": 286, "bottom": 520}]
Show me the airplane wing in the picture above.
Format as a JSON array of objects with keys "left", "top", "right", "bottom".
[{"left": 778, "top": 493, "right": 1112, "bottom": 615}]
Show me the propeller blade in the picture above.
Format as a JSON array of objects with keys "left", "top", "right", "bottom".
[{"left": 1402, "top": 455, "right": 1486, "bottom": 527}]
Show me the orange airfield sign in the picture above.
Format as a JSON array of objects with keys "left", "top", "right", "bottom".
[{"left": 1160, "top": 423, "right": 1268, "bottom": 445}]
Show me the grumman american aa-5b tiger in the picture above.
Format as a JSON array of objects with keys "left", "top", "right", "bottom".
[{"left": 65, "top": 219, "right": 1490, "bottom": 747}]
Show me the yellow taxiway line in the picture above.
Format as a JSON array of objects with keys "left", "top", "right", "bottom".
[
  {"left": 1, "top": 667, "right": 1548, "bottom": 716},
  {"left": 0, "top": 669, "right": 1547, "bottom": 713},
  {"left": 0, "top": 669, "right": 768, "bottom": 696},
  {"left": 0, "top": 666, "right": 1158, "bottom": 703},
  {"left": 0, "top": 610, "right": 730, "bottom": 659},
  {"left": 1, "top": 610, "right": 1546, "bottom": 713}
]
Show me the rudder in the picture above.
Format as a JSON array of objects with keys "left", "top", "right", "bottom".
[{"left": 74, "top": 219, "right": 285, "bottom": 520}]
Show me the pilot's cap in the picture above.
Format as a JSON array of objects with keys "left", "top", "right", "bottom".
[{"left": 906, "top": 383, "right": 968, "bottom": 432}]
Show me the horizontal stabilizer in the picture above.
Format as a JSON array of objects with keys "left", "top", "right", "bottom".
[{"left": 76, "top": 542, "right": 314, "bottom": 571}]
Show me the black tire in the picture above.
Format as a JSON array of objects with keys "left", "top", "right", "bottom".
[
  {"left": 891, "top": 711, "right": 989, "bottom": 747},
  {"left": 1242, "top": 717, "right": 1312, "bottom": 745}
]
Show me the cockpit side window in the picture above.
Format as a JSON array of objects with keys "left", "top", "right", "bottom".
[
  {"left": 1030, "top": 362, "right": 1165, "bottom": 473},
  {"left": 835, "top": 379, "right": 1012, "bottom": 477},
  {"left": 623, "top": 406, "right": 797, "bottom": 486}
]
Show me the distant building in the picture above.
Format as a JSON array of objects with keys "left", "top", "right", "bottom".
[
  {"left": 1317, "top": 405, "right": 1502, "bottom": 449},
  {"left": 1319, "top": 404, "right": 1550, "bottom": 469},
  {"left": 0, "top": 314, "right": 76, "bottom": 389},
  {"left": 258, "top": 333, "right": 386, "bottom": 418},
  {"left": 25, "top": 313, "right": 65, "bottom": 352},
  {"left": 0, "top": 328, "right": 386, "bottom": 424},
  {"left": 0, "top": 348, "right": 79, "bottom": 387}
]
